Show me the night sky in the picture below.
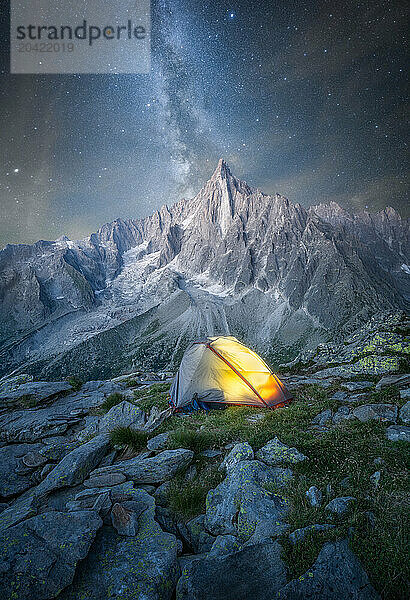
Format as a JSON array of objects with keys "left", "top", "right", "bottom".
[{"left": 0, "top": 0, "right": 408, "bottom": 248}]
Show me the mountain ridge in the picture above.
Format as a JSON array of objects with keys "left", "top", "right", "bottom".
[{"left": 0, "top": 160, "right": 408, "bottom": 380}]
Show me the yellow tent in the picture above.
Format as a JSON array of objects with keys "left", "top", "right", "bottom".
[{"left": 170, "top": 336, "right": 292, "bottom": 410}]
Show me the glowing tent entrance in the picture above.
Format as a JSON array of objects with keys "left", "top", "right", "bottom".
[{"left": 170, "top": 336, "right": 293, "bottom": 411}]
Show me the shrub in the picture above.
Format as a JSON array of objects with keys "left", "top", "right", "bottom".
[
  {"left": 67, "top": 376, "right": 83, "bottom": 391},
  {"left": 167, "top": 427, "right": 217, "bottom": 453},
  {"left": 101, "top": 392, "right": 125, "bottom": 413},
  {"left": 167, "top": 465, "right": 224, "bottom": 520},
  {"left": 109, "top": 426, "right": 148, "bottom": 451}
]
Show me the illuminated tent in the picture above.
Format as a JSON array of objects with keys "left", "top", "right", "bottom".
[{"left": 170, "top": 336, "right": 292, "bottom": 410}]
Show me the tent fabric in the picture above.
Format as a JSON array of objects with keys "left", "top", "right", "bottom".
[{"left": 170, "top": 336, "right": 292, "bottom": 410}]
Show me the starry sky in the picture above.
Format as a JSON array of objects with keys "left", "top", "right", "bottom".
[{"left": 0, "top": 0, "right": 408, "bottom": 247}]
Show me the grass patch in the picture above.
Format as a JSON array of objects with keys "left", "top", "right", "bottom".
[
  {"left": 167, "top": 427, "right": 218, "bottom": 453},
  {"left": 67, "top": 375, "right": 83, "bottom": 391},
  {"left": 109, "top": 426, "right": 148, "bottom": 451},
  {"left": 134, "top": 382, "right": 171, "bottom": 411},
  {"left": 153, "top": 381, "right": 407, "bottom": 598},
  {"left": 101, "top": 392, "right": 125, "bottom": 413},
  {"left": 20, "top": 393, "right": 38, "bottom": 408},
  {"left": 277, "top": 420, "right": 409, "bottom": 600},
  {"left": 167, "top": 464, "right": 224, "bottom": 520}
]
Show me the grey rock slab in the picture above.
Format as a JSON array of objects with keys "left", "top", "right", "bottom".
[
  {"left": 0, "top": 494, "right": 38, "bottom": 530},
  {"left": 200, "top": 449, "right": 223, "bottom": 458},
  {"left": 330, "top": 391, "right": 348, "bottom": 402},
  {"left": 256, "top": 437, "right": 307, "bottom": 466},
  {"left": 274, "top": 540, "right": 380, "bottom": 599},
  {"left": 306, "top": 485, "right": 322, "bottom": 507},
  {"left": 147, "top": 431, "right": 171, "bottom": 451},
  {"left": 312, "top": 409, "right": 333, "bottom": 427},
  {"left": 98, "top": 400, "right": 146, "bottom": 434},
  {"left": 376, "top": 373, "right": 410, "bottom": 390},
  {"left": 219, "top": 442, "right": 254, "bottom": 473},
  {"left": 59, "top": 491, "right": 179, "bottom": 600},
  {"left": 0, "top": 385, "right": 117, "bottom": 443},
  {"left": 352, "top": 403, "right": 398, "bottom": 423},
  {"left": 205, "top": 460, "right": 292, "bottom": 540},
  {"left": 399, "top": 400, "right": 410, "bottom": 423},
  {"left": 111, "top": 500, "right": 146, "bottom": 536},
  {"left": 83, "top": 472, "right": 127, "bottom": 488},
  {"left": 333, "top": 406, "right": 355, "bottom": 425},
  {"left": 176, "top": 541, "right": 287, "bottom": 600},
  {"left": 0, "top": 510, "right": 102, "bottom": 600},
  {"left": 0, "top": 442, "right": 42, "bottom": 498},
  {"left": 386, "top": 424, "right": 410, "bottom": 442},
  {"left": 90, "top": 448, "right": 194, "bottom": 484},
  {"left": 35, "top": 433, "right": 110, "bottom": 497},
  {"left": 342, "top": 381, "right": 374, "bottom": 391},
  {"left": 289, "top": 524, "right": 335, "bottom": 545},
  {"left": 325, "top": 496, "right": 356, "bottom": 517},
  {"left": 0, "top": 380, "right": 72, "bottom": 408}
]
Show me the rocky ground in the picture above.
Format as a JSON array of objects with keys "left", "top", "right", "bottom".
[{"left": 0, "top": 317, "right": 408, "bottom": 599}]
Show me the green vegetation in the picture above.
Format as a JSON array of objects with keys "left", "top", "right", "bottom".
[
  {"left": 166, "top": 427, "right": 218, "bottom": 453},
  {"left": 66, "top": 375, "right": 83, "bottom": 391},
  {"left": 166, "top": 464, "right": 224, "bottom": 520},
  {"left": 152, "top": 381, "right": 408, "bottom": 598},
  {"left": 19, "top": 393, "right": 38, "bottom": 408},
  {"left": 109, "top": 426, "right": 148, "bottom": 451},
  {"left": 101, "top": 392, "right": 125, "bottom": 413},
  {"left": 133, "top": 382, "right": 171, "bottom": 411}
]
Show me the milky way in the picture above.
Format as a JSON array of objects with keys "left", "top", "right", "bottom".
[{"left": 0, "top": 0, "right": 408, "bottom": 246}]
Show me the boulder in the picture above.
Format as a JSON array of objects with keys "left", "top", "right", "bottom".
[
  {"left": 289, "top": 524, "right": 335, "bottom": 545},
  {"left": 0, "top": 443, "right": 42, "bottom": 498},
  {"left": 399, "top": 400, "right": 410, "bottom": 424},
  {"left": 0, "top": 510, "right": 102, "bottom": 600},
  {"left": 325, "top": 496, "right": 356, "bottom": 517},
  {"left": 98, "top": 401, "right": 146, "bottom": 433},
  {"left": 205, "top": 460, "right": 291, "bottom": 541},
  {"left": 184, "top": 514, "right": 215, "bottom": 553},
  {"left": 256, "top": 437, "right": 307, "bottom": 466},
  {"left": 400, "top": 389, "right": 410, "bottom": 400},
  {"left": 35, "top": 434, "right": 110, "bottom": 497},
  {"left": 333, "top": 406, "right": 355, "bottom": 425},
  {"left": 59, "top": 490, "right": 179, "bottom": 600},
  {"left": 89, "top": 449, "right": 194, "bottom": 484},
  {"left": 176, "top": 541, "right": 287, "bottom": 600},
  {"left": 111, "top": 500, "right": 146, "bottom": 536},
  {"left": 352, "top": 404, "right": 397, "bottom": 423},
  {"left": 219, "top": 442, "right": 254, "bottom": 473},
  {"left": 385, "top": 424, "right": 410, "bottom": 442},
  {"left": 312, "top": 409, "right": 333, "bottom": 427},
  {"left": 208, "top": 534, "right": 241, "bottom": 556},
  {"left": 306, "top": 485, "right": 322, "bottom": 507},
  {"left": 274, "top": 540, "right": 380, "bottom": 599},
  {"left": 147, "top": 431, "right": 171, "bottom": 451},
  {"left": 376, "top": 373, "right": 410, "bottom": 390}
]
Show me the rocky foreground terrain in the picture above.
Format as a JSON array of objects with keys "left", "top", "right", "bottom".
[{"left": 0, "top": 313, "right": 408, "bottom": 599}]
